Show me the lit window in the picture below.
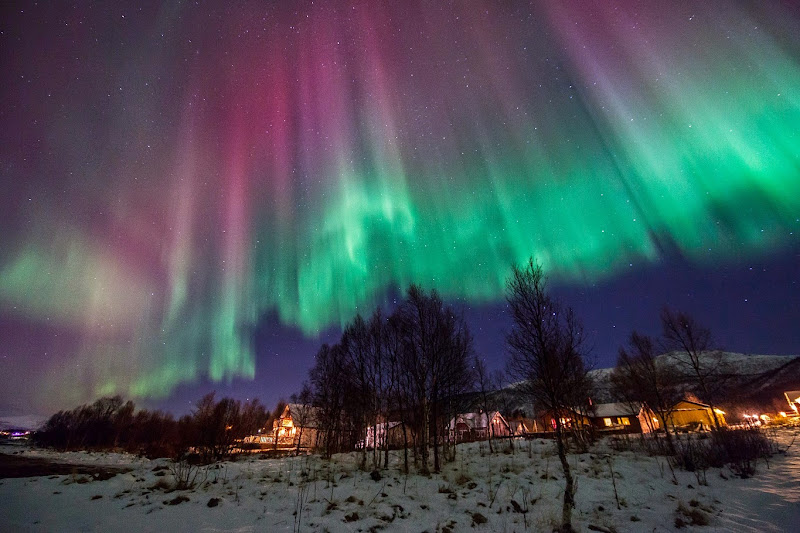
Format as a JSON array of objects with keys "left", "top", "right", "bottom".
[
  {"left": 618, "top": 417, "right": 630, "bottom": 426},
  {"left": 603, "top": 418, "right": 612, "bottom": 427}
]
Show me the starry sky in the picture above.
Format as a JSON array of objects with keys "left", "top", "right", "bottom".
[{"left": 1, "top": 1, "right": 799, "bottom": 416}]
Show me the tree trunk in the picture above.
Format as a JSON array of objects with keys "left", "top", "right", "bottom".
[
  {"left": 708, "top": 402, "right": 722, "bottom": 430},
  {"left": 555, "top": 418, "right": 575, "bottom": 532},
  {"left": 487, "top": 412, "right": 494, "bottom": 454},
  {"left": 656, "top": 412, "right": 676, "bottom": 455},
  {"left": 421, "top": 399, "right": 430, "bottom": 474},
  {"left": 296, "top": 427, "right": 304, "bottom": 455},
  {"left": 401, "top": 421, "right": 409, "bottom": 474},
  {"left": 432, "top": 400, "right": 440, "bottom": 473}
]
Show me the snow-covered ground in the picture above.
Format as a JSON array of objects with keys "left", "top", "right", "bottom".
[{"left": 1, "top": 428, "right": 798, "bottom": 532}]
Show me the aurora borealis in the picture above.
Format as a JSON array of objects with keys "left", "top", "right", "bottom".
[{"left": 1, "top": 1, "right": 799, "bottom": 414}]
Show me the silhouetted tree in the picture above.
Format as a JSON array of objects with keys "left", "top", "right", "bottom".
[
  {"left": 660, "top": 308, "right": 729, "bottom": 429},
  {"left": 397, "top": 285, "right": 473, "bottom": 474},
  {"left": 506, "top": 259, "right": 592, "bottom": 533},
  {"left": 473, "top": 355, "right": 498, "bottom": 452},
  {"left": 310, "top": 343, "right": 348, "bottom": 457},
  {"left": 191, "top": 393, "right": 241, "bottom": 462},
  {"left": 236, "top": 399, "right": 268, "bottom": 443},
  {"left": 290, "top": 383, "right": 315, "bottom": 454},
  {"left": 611, "top": 332, "right": 681, "bottom": 453}
]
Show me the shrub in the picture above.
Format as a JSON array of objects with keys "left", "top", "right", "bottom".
[
  {"left": 670, "top": 428, "right": 775, "bottom": 479},
  {"left": 675, "top": 502, "right": 710, "bottom": 527},
  {"left": 712, "top": 427, "right": 775, "bottom": 478},
  {"left": 169, "top": 459, "right": 208, "bottom": 490}
]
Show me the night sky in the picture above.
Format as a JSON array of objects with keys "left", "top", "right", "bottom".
[{"left": 1, "top": 1, "right": 799, "bottom": 416}]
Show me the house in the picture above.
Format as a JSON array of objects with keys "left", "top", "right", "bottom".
[
  {"left": 784, "top": 391, "right": 800, "bottom": 414},
  {"left": 507, "top": 417, "right": 539, "bottom": 435},
  {"left": 360, "top": 421, "right": 404, "bottom": 449},
  {"left": 244, "top": 403, "right": 320, "bottom": 449},
  {"left": 534, "top": 408, "right": 592, "bottom": 433},
  {"left": 666, "top": 399, "right": 726, "bottom": 430},
  {"left": 588, "top": 402, "right": 659, "bottom": 434},
  {"left": 447, "top": 411, "right": 510, "bottom": 442}
]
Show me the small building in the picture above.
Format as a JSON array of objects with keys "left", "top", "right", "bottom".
[
  {"left": 667, "top": 399, "right": 726, "bottom": 430},
  {"left": 534, "top": 408, "right": 592, "bottom": 433},
  {"left": 507, "top": 417, "right": 539, "bottom": 435},
  {"left": 360, "top": 421, "right": 404, "bottom": 449},
  {"left": 447, "top": 411, "right": 510, "bottom": 442},
  {"left": 588, "top": 402, "right": 659, "bottom": 434},
  {"left": 245, "top": 403, "right": 320, "bottom": 449}
]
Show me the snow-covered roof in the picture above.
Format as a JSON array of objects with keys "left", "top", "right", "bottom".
[
  {"left": 282, "top": 404, "right": 322, "bottom": 426},
  {"left": 366, "top": 421, "right": 402, "bottom": 432},
  {"left": 591, "top": 403, "right": 641, "bottom": 418},
  {"left": 448, "top": 411, "right": 505, "bottom": 430},
  {"left": 673, "top": 399, "right": 711, "bottom": 410}
]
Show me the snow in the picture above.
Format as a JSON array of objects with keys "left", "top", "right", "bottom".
[{"left": 1, "top": 428, "right": 798, "bottom": 532}]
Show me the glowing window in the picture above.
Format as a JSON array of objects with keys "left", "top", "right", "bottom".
[
  {"left": 603, "top": 417, "right": 613, "bottom": 427},
  {"left": 618, "top": 417, "right": 631, "bottom": 426}
]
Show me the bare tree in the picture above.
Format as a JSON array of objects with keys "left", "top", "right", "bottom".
[
  {"left": 384, "top": 311, "right": 414, "bottom": 473},
  {"left": 191, "top": 393, "right": 241, "bottom": 462},
  {"left": 366, "top": 308, "right": 395, "bottom": 470},
  {"left": 506, "top": 259, "right": 592, "bottom": 533},
  {"left": 341, "top": 314, "right": 375, "bottom": 468},
  {"left": 309, "top": 344, "right": 347, "bottom": 457},
  {"left": 397, "top": 285, "right": 473, "bottom": 474},
  {"left": 473, "top": 355, "right": 498, "bottom": 453},
  {"left": 290, "top": 383, "right": 315, "bottom": 454},
  {"left": 237, "top": 399, "right": 268, "bottom": 443},
  {"left": 610, "top": 332, "right": 682, "bottom": 453},
  {"left": 271, "top": 399, "right": 287, "bottom": 451},
  {"left": 660, "top": 308, "right": 729, "bottom": 429}
]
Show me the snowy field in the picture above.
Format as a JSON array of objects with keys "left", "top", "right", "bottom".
[{"left": 1, "top": 429, "right": 798, "bottom": 532}]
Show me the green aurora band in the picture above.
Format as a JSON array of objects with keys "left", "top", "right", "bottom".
[{"left": 0, "top": 1, "right": 798, "bottom": 409}]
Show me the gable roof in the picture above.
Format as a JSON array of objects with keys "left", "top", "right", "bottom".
[
  {"left": 673, "top": 399, "right": 712, "bottom": 410},
  {"left": 282, "top": 403, "right": 322, "bottom": 426},
  {"left": 591, "top": 402, "right": 641, "bottom": 418},
  {"left": 448, "top": 411, "right": 507, "bottom": 430}
]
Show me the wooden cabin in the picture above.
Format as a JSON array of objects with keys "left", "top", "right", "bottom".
[
  {"left": 507, "top": 417, "right": 539, "bottom": 435},
  {"left": 534, "top": 408, "right": 592, "bottom": 433},
  {"left": 588, "top": 402, "right": 660, "bottom": 433},
  {"left": 667, "top": 399, "right": 726, "bottom": 430},
  {"left": 244, "top": 403, "right": 320, "bottom": 449},
  {"left": 447, "top": 411, "right": 511, "bottom": 442},
  {"left": 361, "top": 421, "right": 405, "bottom": 449}
]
